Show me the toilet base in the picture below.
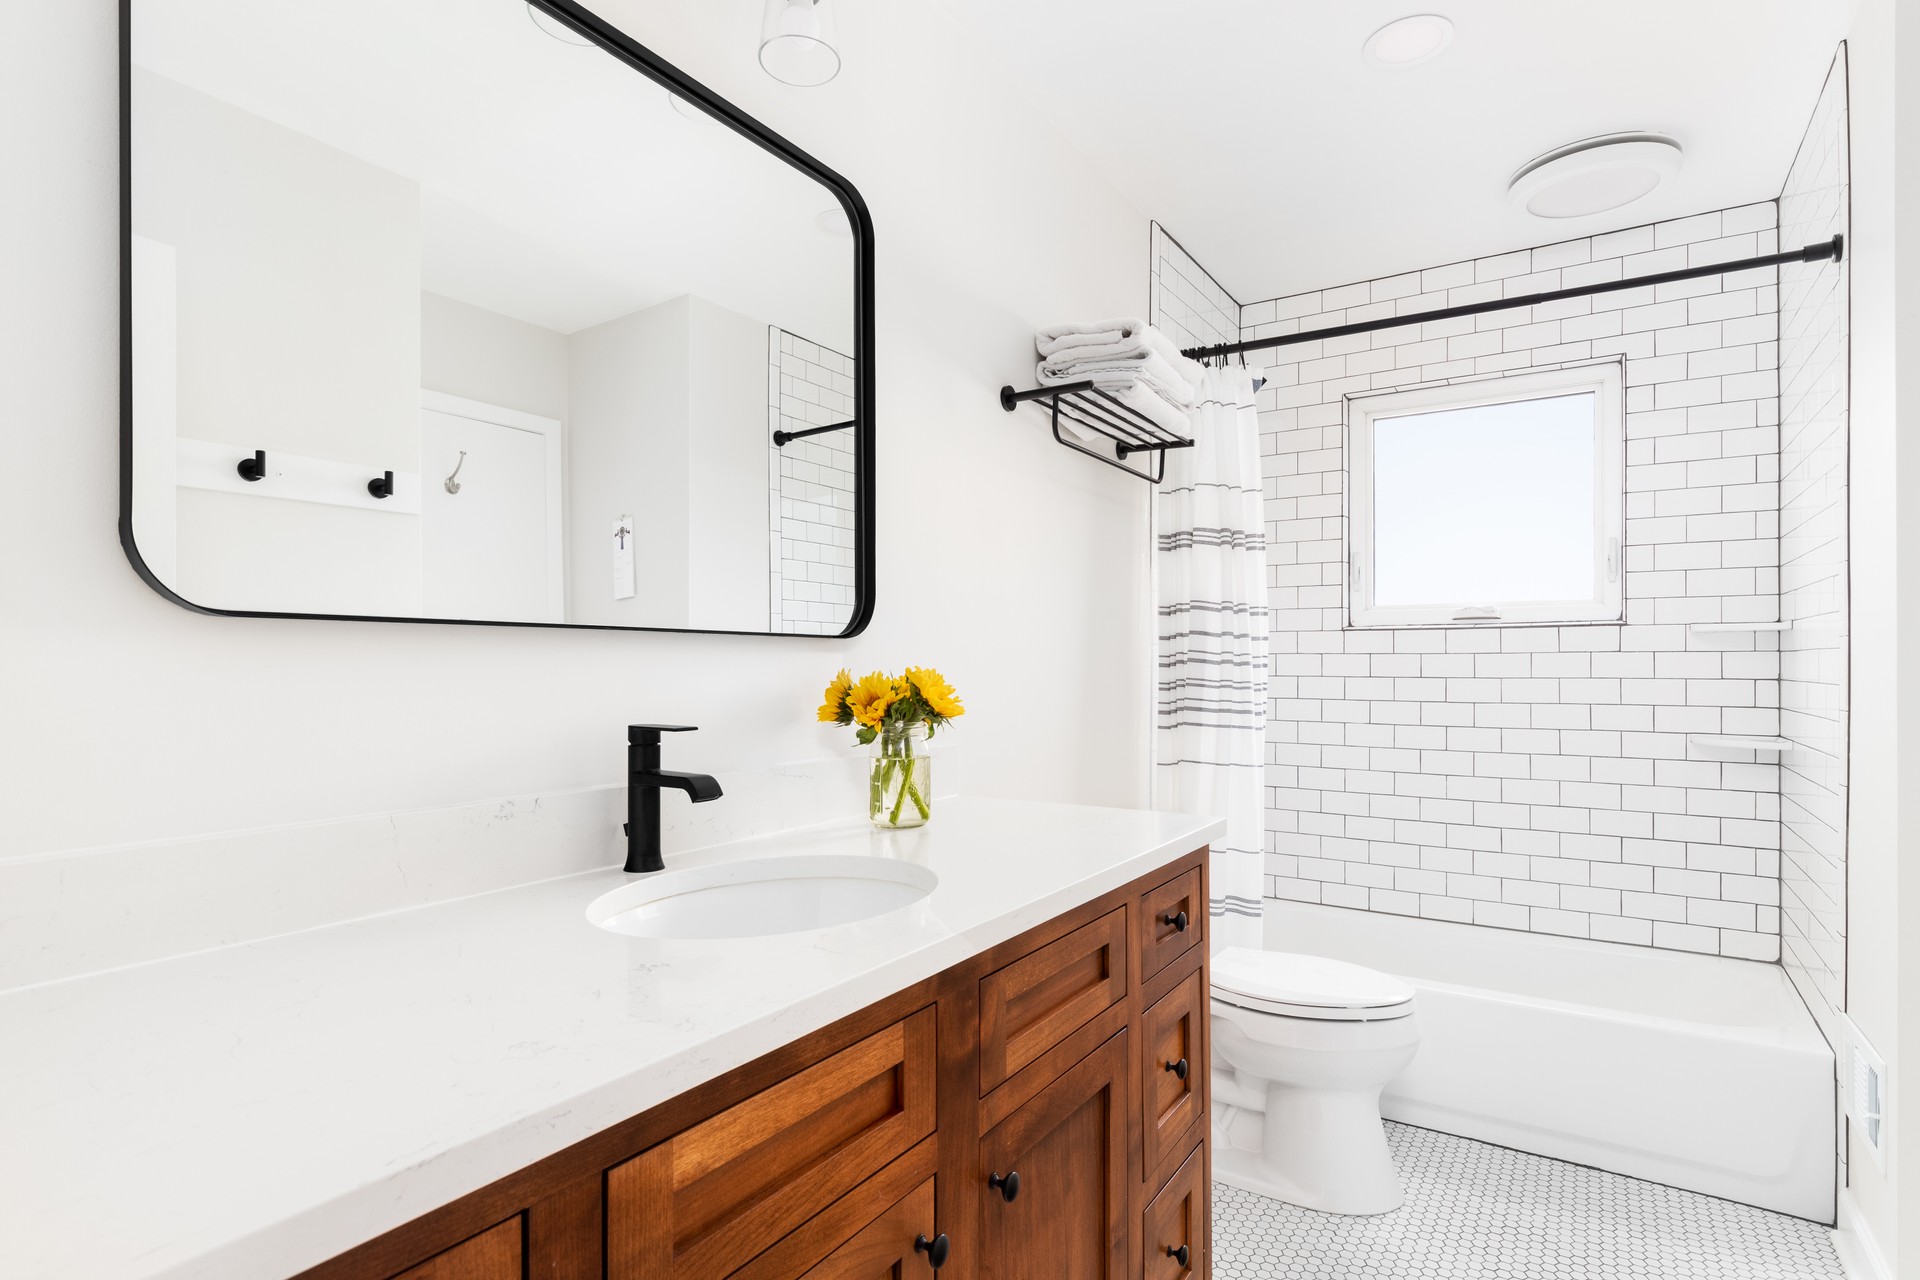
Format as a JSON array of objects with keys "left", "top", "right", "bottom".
[{"left": 1212, "top": 1082, "right": 1405, "bottom": 1216}]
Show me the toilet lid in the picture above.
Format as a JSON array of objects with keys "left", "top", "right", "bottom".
[{"left": 1210, "top": 947, "right": 1414, "bottom": 1019}]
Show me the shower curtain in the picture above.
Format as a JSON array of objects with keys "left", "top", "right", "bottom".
[{"left": 1157, "top": 364, "right": 1268, "bottom": 951}]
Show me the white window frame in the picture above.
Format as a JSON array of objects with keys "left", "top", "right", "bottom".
[{"left": 1346, "top": 360, "right": 1626, "bottom": 629}]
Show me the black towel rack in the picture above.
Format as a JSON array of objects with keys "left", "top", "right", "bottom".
[
  {"left": 1000, "top": 381, "right": 1193, "bottom": 484},
  {"left": 773, "top": 419, "right": 855, "bottom": 448}
]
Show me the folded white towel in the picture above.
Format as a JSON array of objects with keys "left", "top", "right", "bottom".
[
  {"left": 1036, "top": 317, "right": 1145, "bottom": 355},
  {"left": 1038, "top": 345, "right": 1200, "bottom": 408},
  {"left": 1035, "top": 320, "right": 1206, "bottom": 404}
]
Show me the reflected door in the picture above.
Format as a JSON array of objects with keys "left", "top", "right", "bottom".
[{"left": 420, "top": 401, "right": 562, "bottom": 622}]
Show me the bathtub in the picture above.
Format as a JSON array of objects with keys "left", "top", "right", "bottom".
[{"left": 1263, "top": 901, "right": 1836, "bottom": 1221}]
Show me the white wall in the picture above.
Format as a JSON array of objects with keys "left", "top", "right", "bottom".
[
  {"left": 0, "top": 0, "right": 1150, "bottom": 860},
  {"left": 1231, "top": 205, "right": 1792, "bottom": 961},
  {"left": 688, "top": 296, "right": 776, "bottom": 633},
  {"left": 420, "top": 291, "right": 569, "bottom": 425},
  {"left": 133, "top": 66, "right": 425, "bottom": 617},
  {"left": 1776, "top": 50, "right": 1851, "bottom": 1053},
  {"left": 1835, "top": 0, "right": 1920, "bottom": 1270},
  {"left": 567, "top": 297, "right": 694, "bottom": 628}
]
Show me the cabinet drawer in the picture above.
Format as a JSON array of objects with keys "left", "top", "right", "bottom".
[
  {"left": 1139, "top": 869, "right": 1202, "bottom": 983},
  {"left": 794, "top": 1179, "right": 937, "bottom": 1280},
  {"left": 389, "top": 1216, "right": 522, "bottom": 1280},
  {"left": 1142, "top": 1141, "right": 1207, "bottom": 1280},
  {"left": 979, "top": 907, "right": 1129, "bottom": 1095},
  {"left": 607, "top": 1008, "right": 937, "bottom": 1279},
  {"left": 1141, "top": 969, "right": 1205, "bottom": 1188}
]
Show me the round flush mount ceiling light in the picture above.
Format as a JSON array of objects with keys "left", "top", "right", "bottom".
[
  {"left": 1362, "top": 15, "right": 1454, "bottom": 68},
  {"left": 760, "top": 0, "right": 841, "bottom": 87},
  {"left": 1508, "top": 132, "right": 1684, "bottom": 219},
  {"left": 526, "top": 3, "right": 592, "bottom": 46},
  {"left": 813, "top": 208, "right": 851, "bottom": 238}
]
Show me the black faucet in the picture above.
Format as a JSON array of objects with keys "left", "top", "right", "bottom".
[{"left": 624, "top": 724, "right": 723, "bottom": 873}]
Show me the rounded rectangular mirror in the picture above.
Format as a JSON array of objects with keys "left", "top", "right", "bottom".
[{"left": 121, "top": 0, "right": 873, "bottom": 636}]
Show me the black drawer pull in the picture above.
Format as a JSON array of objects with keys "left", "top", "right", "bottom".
[
  {"left": 988, "top": 1169, "right": 1020, "bottom": 1202},
  {"left": 1165, "top": 1057, "right": 1190, "bottom": 1081},
  {"left": 915, "top": 1233, "right": 950, "bottom": 1268},
  {"left": 1167, "top": 1243, "right": 1191, "bottom": 1266},
  {"left": 1162, "top": 909, "right": 1188, "bottom": 933}
]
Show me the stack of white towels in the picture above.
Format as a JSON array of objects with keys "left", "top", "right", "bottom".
[{"left": 1035, "top": 318, "right": 1207, "bottom": 438}]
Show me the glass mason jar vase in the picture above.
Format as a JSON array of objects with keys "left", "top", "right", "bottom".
[{"left": 870, "top": 722, "right": 932, "bottom": 828}]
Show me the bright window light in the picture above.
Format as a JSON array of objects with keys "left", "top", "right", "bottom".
[{"left": 1348, "top": 363, "right": 1624, "bottom": 628}]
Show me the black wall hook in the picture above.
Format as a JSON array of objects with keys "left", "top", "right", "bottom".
[
  {"left": 236, "top": 450, "right": 266, "bottom": 482},
  {"left": 367, "top": 470, "right": 395, "bottom": 499}
]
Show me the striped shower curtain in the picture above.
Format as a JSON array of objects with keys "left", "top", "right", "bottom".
[{"left": 1157, "top": 365, "right": 1268, "bottom": 951}]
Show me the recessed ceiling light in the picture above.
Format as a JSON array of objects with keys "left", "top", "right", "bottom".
[
  {"left": 526, "top": 3, "right": 593, "bottom": 46},
  {"left": 1363, "top": 15, "right": 1454, "bottom": 69},
  {"left": 668, "top": 93, "right": 712, "bottom": 124},
  {"left": 814, "top": 208, "right": 850, "bottom": 238},
  {"left": 1508, "top": 133, "right": 1684, "bottom": 219}
]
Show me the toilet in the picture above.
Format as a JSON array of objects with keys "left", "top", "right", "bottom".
[{"left": 1210, "top": 946, "right": 1419, "bottom": 1216}]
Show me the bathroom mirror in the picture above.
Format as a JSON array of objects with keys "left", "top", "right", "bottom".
[{"left": 120, "top": 0, "right": 873, "bottom": 636}]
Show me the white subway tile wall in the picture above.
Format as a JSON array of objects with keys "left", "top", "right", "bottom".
[
  {"left": 1241, "top": 204, "right": 1791, "bottom": 960},
  {"left": 1777, "top": 51, "right": 1850, "bottom": 1039},
  {"left": 1150, "top": 221, "right": 1241, "bottom": 351},
  {"left": 767, "top": 327, "right": 857, "bottom": 635}
]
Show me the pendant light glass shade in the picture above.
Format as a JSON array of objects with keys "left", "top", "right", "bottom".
[{"left": 759, "top": 0, "right": 841, "bottom": 87}]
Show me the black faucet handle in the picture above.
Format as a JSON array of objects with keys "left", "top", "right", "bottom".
[{"left": 628, "top": 724, "right": 698, "bottom": 744}]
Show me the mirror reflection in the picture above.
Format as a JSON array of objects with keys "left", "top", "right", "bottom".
[{"left": 128, "top": 0, "right": 862, "bottom": 634}]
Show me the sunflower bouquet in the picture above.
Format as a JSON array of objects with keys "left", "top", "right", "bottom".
[{"left": 818, "top": 666, "right": 964, "bottom": 828}]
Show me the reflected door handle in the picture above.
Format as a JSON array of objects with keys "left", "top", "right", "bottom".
[
  {"left": 368, "top": 471, "right": 394, "bottom": 499},
  {"left": 987, "top": 1170, "right": 1019, "bottom": 1202}
]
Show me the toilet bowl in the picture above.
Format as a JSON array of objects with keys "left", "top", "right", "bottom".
[{"left": 1210, "top": 946, "right": 1419, "bottom": 1215}]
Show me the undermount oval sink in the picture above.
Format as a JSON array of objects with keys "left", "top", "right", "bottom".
[{"left": 587, "top": 855, "right": 938, "bottom": 940}]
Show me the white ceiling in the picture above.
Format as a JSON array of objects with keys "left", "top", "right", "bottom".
[
  {"left": 132, "top": 0, "right": 854, "bottom": 346},
  {"left": 948, "top": 0, "right": 1850, "bottom": 303}
]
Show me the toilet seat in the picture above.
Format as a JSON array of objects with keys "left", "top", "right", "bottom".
[{"left": 1210, "top": 947, "right": 1415, "bottom": 1022}]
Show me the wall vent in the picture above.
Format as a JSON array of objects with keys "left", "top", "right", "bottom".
[{"left": 1845, "top": 1017, "right": 1889, "bottom": 1169}]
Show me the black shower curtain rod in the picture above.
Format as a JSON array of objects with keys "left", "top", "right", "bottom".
[{"left": 1180, "top": 235, "right": 1844, "bottom": 364}]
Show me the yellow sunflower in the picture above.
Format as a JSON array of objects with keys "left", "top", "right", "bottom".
[
  {"left": 816, "top": 668, "right": 853, "bottom": 723},
  {"left": 906, "top": 667, "right": 965, "bottom": 720},
  {"left": 846, "top": 671, "right": 904, "bottom": 729}
]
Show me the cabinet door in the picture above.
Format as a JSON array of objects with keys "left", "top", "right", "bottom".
[
  {"left": 390, "top": 1216, "right": 522, "bottom": 1280},
  {"left": 1140, "top": 969, "right": 1205, "bottom": 1186},
  {"left": 976, "top": 1031, "right": 1130, "bottom": 1280},
  {"left": 1142, "top": 1142, "right": 1207, "bottom": 1280}
]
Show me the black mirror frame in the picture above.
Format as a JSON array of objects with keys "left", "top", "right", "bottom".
[{"left": 117, "top": 0, "right": 876, "bottom": 639}]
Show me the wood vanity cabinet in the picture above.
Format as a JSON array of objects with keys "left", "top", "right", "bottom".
[{"left": 296, "top": 848, "right": 1210, "bottom": 1280}]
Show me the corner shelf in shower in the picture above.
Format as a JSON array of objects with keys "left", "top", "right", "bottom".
[
  {"left": 999, "top": 380, "right": 1193, "bottom": 484},
  {"left": 1688, "top": 734, "right": 1792, "bottom": 753}
]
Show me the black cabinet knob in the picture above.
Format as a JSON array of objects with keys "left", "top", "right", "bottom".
[
  {"left": 988, "top": 1169, "right": 1020, "bottom": 1202},
  {"left": 1167, "top": 1243, "right": 1191, "bottom": 1267},
  {"left": 1165, "top": 1057, "right": 1190, "bottom": 1081},
  {"left": 1163, "top": 909, "right": 1189, "bottom": 932},
  {"left": 914, "top": 1233, "right": 950, "bottom": 1268}
]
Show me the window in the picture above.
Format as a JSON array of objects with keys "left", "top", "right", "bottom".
[{"left": 1347, "top": 362, "right": 1624, "bottom": 628}]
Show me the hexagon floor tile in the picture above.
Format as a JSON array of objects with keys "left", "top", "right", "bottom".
[{"left": 1213, "top": 1122, "right": 1842, "bottom": 1279}]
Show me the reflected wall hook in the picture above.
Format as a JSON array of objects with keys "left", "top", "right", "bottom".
[
  {"left": 236, "top": 450, "right": 266, "bottom": 482},
  {"left": 443, "top": 451, "right": 467, "bottom": 494},
  {"left": 367, "top": 470, "right": 395, "bottom": 499}
]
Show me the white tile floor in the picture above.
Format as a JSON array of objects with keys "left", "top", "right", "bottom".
[{"left": 1213, "top": 1123, "right": 1844, "bottom": 1279}]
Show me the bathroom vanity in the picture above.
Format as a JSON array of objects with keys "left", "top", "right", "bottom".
[{"left": 2, "top": 799, "right": 1222, "bottom": 1280}]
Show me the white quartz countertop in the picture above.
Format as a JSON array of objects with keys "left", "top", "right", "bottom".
[{"left": 0, "top": 796, "right": 1222, "bottom": 1280}]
